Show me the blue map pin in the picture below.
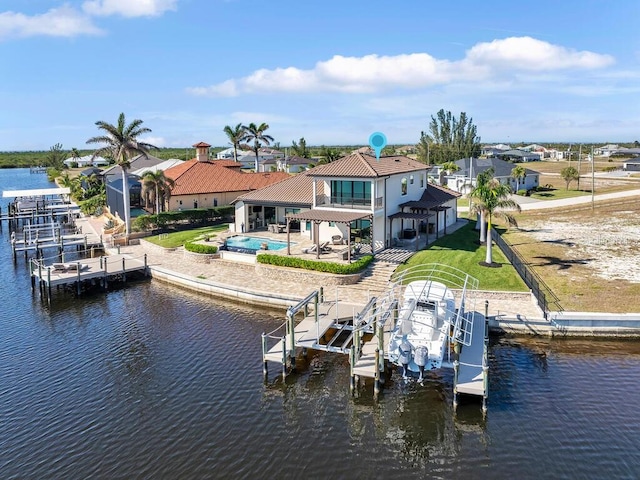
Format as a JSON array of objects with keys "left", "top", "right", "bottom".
[{"left": 369, "top": 132, "right": 387, "bottom": 161}]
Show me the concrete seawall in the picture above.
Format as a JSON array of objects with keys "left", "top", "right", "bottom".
[
  {"left": 107, "top": 238, "right": 640, "bottom": 337},
  {"left": 149, "top": 265, "right": 301, "bottom": 309}
]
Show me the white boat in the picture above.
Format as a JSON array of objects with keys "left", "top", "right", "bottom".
[{"left": 387, "top": 265, "right": 479, "bottom": 381}]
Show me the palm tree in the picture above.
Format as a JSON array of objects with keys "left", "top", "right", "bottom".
[
  {"left": 511, "top": 165, "right": 527, "bottom": 192},
  {"left": 241, "top": 122, "right": 274, "bottom": 172},
  {"left": 469, "top": 168, "right": 494, "bottom": 243},
  {"left": 141, "top": 170, "right": 175, "bottom": 218},
  {"left": 471, "top": 177, "right": 521, "bottom": 265},
  {"left": 320, "top": 145, "right": 340, "bottom": 164},
  {"left": 441, "top": 161, "right": 460, "bottom": 175},
  {"left": 70, "top": 147, "right": 82, "bottom": 167},
  {"left": 86, "top": 112, "right": 157, "bottom": 237},
  {"left": 223, "top": 123, "right": 246, "bottom": 163}
]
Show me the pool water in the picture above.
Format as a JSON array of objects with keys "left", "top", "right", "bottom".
[{"left": 225, "top": 235, "right": 291, "bottom": 252}]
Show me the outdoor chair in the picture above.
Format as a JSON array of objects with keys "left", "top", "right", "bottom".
[
  {"left": 302, "top": 244, "right": 318, "bottom": 254},
  {"left": 331, "top": 234, "right": 343, "bottom": 245},
  {"left": 320, "top": 241, "right": 332, "bottom": 252}
]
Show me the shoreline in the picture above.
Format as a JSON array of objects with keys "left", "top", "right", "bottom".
[{"left": 106, "top": 237, "right": 640, "bottom": 338}]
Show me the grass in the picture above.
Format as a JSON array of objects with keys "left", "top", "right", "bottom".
[
  {"left": 525, "top": 159, "right": 625, "bottom": 175},
  {"left": 395, "top": 222, "right": 528, "bottom": 292},
  {"left": 145, "top": 224, "right": 228, "bottom": 248},
  {"left": 528, "top": 186, "right": 590, "bottom": 201},
  {"left": 457, "top": 197, "right": 469, "bottom": 208}
]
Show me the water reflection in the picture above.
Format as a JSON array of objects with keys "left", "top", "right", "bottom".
[{"left": 263, "top": 350, "right": 488, "bottom": 472}]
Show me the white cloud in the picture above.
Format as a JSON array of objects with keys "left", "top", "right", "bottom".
[
  {"left": 82, "top": 0, "right": 178, "bottom": 17},
  {"left": 0, "top": 4, "right": 103, "bottom": 40},
  {"left": 464, "top": 36, "right": 615, "bottom": 70},
  {"left": 140, "top": 135, "right": 166, "bottom": 147},
  {"left": 188, "top": 37, "right": 615, "bottom": 97}
]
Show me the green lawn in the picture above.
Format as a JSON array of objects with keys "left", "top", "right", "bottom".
[
  {"left": 395, "top": 222, "right": 527, "bottom": 291},
  {"left": 457, "top": 197, "right": 469, "bottom": 208},
  {"left": 528, "top": 187, "right": 590, "bottom": 201},
  {"left": 145, "top": 225, "right": 228, "bottom": 248}
]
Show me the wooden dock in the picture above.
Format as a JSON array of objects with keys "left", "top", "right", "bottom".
[
  {"left": 263, "top": 299, "right": 365, "bottom": 365},
  {"left": 262, "top": 291, "right": 399, "bottom": 396},
  {"left": 31, "top": 253, "right": 149, "bottom": 300}
]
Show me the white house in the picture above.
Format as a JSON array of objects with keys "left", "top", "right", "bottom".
[
  {"left": 444, "top": 157, "right": 539, "bottom": 194},
  {"left": 261, "top": 155, "right": 314, "bottom": 173},
  {"left": 233, "top": 152, "right": 460, "bottom": 254},
  {"left": 217, "top": 147, "right": 284, "bottom": 170},
  {"left": 63, "top": 155, "right": 109, "bottom": 168}
]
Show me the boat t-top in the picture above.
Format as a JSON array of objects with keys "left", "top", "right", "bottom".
[{"left": 387, "top": 264, "right": 479, "bottom": 381}]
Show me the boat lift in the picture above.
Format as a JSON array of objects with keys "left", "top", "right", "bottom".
[{"left": 262, "top": 263, "right": 490, "bottom": 413}]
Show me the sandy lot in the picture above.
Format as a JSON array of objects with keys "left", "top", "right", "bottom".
[{"left": 524, "top": 211, "right": 640, "bottom": 283}]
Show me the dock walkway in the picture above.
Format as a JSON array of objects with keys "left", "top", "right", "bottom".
[
  {"left": 455, "top": 312, "right": 488, "bottom": 404},
  {"left": 31, "top": 253, "right": 148, "bottom": 299}
]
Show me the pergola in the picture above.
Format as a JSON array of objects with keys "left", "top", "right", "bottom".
[
  {"left": 387, "top": 211, "right": 433, "bottom": 251},
  {"left": 285, "top": 210, "right": 373, "bottom": 262},
  {"left": 391, "top": 199, "right": 453, "bottom": 251}
]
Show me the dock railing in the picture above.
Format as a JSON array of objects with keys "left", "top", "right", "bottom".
[{"left": 262, "top": 290, "right": 321, "bottom": 378}]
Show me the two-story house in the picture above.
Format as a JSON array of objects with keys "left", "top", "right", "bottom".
[{"left": 233, "top": 153, "right": 459, "bottom": 255}]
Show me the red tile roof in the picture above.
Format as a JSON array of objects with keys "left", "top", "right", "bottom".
[
  {"left": 192, "top": 141, "right": 211, "bottom": 148},
  {"left": 310, "top": 153, "right": 427, "bottom": 178},
  {"left": 234, "top": 170, "right": 316, "bottom": 206},
  {"left": 164, "top": 159, "right": 289, "bottom": 196},
  {"left": 234, "top": 153, "right": 427, "bottom": 205}
]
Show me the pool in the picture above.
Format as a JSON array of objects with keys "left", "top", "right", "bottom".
[{"left": 224, "top": 235, "right": 292, "bottom": 254}]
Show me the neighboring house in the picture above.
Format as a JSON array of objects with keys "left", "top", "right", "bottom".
[
  {"left": 102, "top": 154, "right": 166, "bottom": 219},
  {"left": 63, "top": 155, "right": 109, "bottom": 168},
  {"left": 130, "top": 158, "right": 185, "bottom": 177},
  {"left": 216, "top": 146, "right": 284, "bottom": 170},
  {"left": 234, "top": 153, "right": 459, "bottom": 253},
  {"left": 495, "top": 149, "right": 542, "bottom": 162},
  {"left": 164, "top": 143, "right": 289, "bottom": 211},
  {"left": 610, "top": 147, "right": 640, "bottom": 157},
  {"left": 595, "top": 144, "right": 619, "bottom": 157},
  {"left": 623, "top": 158, "right": 640, "bottom": 171},
  {"left": 262, "top": 155, "right": 314, "bottom": 173},
  {"left": 445, "top": 157, "right": 539, "bottom": 194},
  {"left": 216, "top": 147, "right": 253, "bottom": 161},
  {"left": 481, "top": 144, "right": 511, "bottom": 157}
]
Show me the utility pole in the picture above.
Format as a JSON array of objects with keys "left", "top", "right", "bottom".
[
  {"left": 577, "top": 144, "right": 582, "bottom": 190},
  {"left": 591, "top": 145, "right": 595, "bottom": 211}
]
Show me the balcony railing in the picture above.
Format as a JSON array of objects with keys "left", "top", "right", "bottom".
[{"left": 315, "top": 194, "right": 372, "bottom": 210}]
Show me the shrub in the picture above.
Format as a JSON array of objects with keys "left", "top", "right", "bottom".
[
  {"left": 184, "top": 242, "right": 218, "bottom": 254},
  {"left": 257, "top": 253, "right": 373, "bottom": 274},
  {"left": 516, "top": 189, "right": 527, "bottom": 196},
  {"left": 602, "top": 165, "right": 618, "bottom": 172},
  {"left": 132, "top": 206, "right": 235, "bottom": 232}
]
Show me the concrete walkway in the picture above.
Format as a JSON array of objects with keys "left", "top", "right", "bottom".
[{"left": 459, "top": 188, "right": 640, "bottom": 213}]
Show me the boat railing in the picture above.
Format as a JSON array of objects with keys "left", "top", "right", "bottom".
[{"left": 389, "top": 263, "right": 479, "bottom": 292}]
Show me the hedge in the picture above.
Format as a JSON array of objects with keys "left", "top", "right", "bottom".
[
  {"left": 256, "top": 253, "right": 373, "bottom": 274},
  {"left": 132, "top": 206, "right": 234, "bottom": 231},
  {"left": 184, "top": 242, "right": 218, "bottom": 254}
]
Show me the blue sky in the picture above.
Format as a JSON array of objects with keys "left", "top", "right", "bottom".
[{"left": 1, "top": 0, "right": 639, "bottom": 151}]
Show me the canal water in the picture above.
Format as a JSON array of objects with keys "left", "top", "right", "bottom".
[{"left": 1, "top": 168, "right": 639, "bottom": 479}]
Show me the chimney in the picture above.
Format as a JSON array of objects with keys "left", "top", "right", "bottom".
[{"left": 193, "top": 141, "right": 211, "bottom": 162}]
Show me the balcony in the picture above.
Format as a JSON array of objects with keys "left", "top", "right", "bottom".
[{"left": 315, "top": 194, "right": 372, "bottom": 210}]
